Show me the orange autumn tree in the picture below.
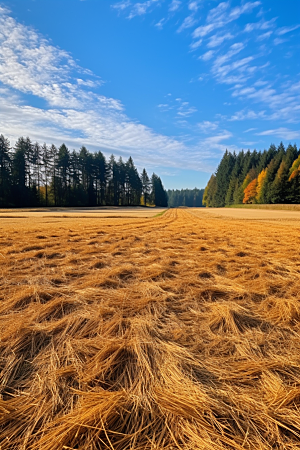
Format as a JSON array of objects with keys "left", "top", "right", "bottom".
[{"left": 243, "top": 178, "right": 258, "bottom": 203}]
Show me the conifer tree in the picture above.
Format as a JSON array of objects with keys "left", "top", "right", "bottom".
[
  {"left": 12, "top": 137, "right": 29, "bottom": 206},
  {"left": 0, "top": 134, "right": 11, "bottom": 206},
  {"left": 203, "top": 175, "right": 217, "bottom": 207},
  {"left": 151, "top": 173, "right": 168, "bottom": 207},
  {"left": 214, "top": 150, "right": 235, "bottom": 206},
  {"left": 141, "top": 168, "right": 151, "bottom": 206}
]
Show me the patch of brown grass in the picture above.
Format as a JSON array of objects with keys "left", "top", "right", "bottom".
[{"left": 0, "top": 209, "right": 300, "bottom": 449}]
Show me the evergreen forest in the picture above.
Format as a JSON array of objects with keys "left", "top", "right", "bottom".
[
  {"left": 203, "top": 142, "right": 300, "bottom": 207},
  {"left": 0, "top": 134, "right": 168, "bottom": 208},
  {"left": 167, "top": 188, "right": 204, "bottom": 207}
]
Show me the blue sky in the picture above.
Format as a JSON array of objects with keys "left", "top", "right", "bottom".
[{"left": 0, "top": 0, "right": 299, "bottom": 189}]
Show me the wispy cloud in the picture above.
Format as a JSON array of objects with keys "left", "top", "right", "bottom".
[
  {"left": 176, "top": 101, "right": 197, "bottom": 117},
  {"left": 177, "top": 0, "right": 201, "bottom": 33},
  {"left": 273, "top": 37, "right": 286, "bottom": 45},
  {"left": 198, "top": 121, "right": 218, "bottom": 132},
  {"left": 193, "top": 1, "right": 261, "bottom": 39},
  {"left": 244, "top": 18, "right": 276, "bottom": 32},
  {"left": 228, "top": 109, "right": 266, "bottom": 121},
  {"left": 199, "top": 50, "right": 215, "bottom": 61},
  {"left": 112, "top": 0, "right": 161, "bottom": 19},
  {"left": 256, "top": 30, "right": 272, "bottom": 41},
  {"left": 177, "top": 14, "right": 197, "bottom": 32},
  {"left": 128, "top": 0, "right": 160, "bottom": 19},
  {"left": 188, "top": 1, "right": 200, "bottom": 12},
  {"left": 169, "top": 0, "right": 181, "bottom": 12},
  {"left": 111, "top": 0, "right": 131, "bottom": 12},
  {"left": 277, "top": 24, "right": 300, "bottom": 36},
  {"left": 207, "top": 32, "right": 234, "bottom": 48},
  {"left": 256, "top": 128, "right": 300, "bottom": 140},
  {"left": 158, "top": 97, "right": 197, "bottom": 118}
]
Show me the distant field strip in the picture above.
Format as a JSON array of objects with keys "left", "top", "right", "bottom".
[
  {"left": 193, "top": 206, "right": 300, "bottom": 224},
  {"left": 1, "top": 209, "right": 300, "bottom": 449},
  {"left": 227, "top": 204, "right": 300, "bottom": 211}
]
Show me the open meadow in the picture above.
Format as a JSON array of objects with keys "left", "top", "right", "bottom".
[{"left": 1, "top": 207, "right": 300, "bottom": 449}]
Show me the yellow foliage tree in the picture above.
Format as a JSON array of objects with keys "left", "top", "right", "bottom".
[
  {"left": 255, "top": 168, "right": 267, "bottom": 203},
  {"left": 288, "top": 155, "right": 300, "bottom": 181}
]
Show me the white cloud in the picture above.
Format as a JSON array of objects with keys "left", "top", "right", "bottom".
[
  {"left": 155, "top": 18, "right": 166, "bottom": 29},
  {"left": 177, "top": 15, "right": 197, "bottom": 32},
  {"left": 200, "top": 50, "right": 215, "bottom": 61},
  {"left": 188, "top": 1, "right": 200, "bottom": 12},
  {"left": 244, "top": 18, "right": 276, "bottom": 33},
  {"left": 244, "top": 128, "right": 257, "bottom": 133},
  {"left": 198, "top": 121, "right": 218, "bottom": 132},
  {"left": 273, "top": 37, "right": 287, "bottom": 45},
  {"left": 206, "top": 1, "right": 229, "bottom": 23},
  {"left": 256, "top": 128, "right": 300, "bottom": 140},
  {"left": 169, "top": 0, "right": 181, "bottom": 12},
  {"left": 193, "top": 1, "right": 260, "bottom": 39},
  {"left": 112, "top": 0, "right": 161, "bottom": 19},
  {"left": 159, "top": 97, "right": 197, "bottom": 117},
  {"left": 190, "top": 38, "right": 202, "bottom": 50},
  {"left": 177, "top": 103, "right": 197, "bottom": 117},
  {"left": 127, "top": 0, "right": 160, "bottom": 19},
  {"left": 228, "top": 109, "right": 266, "bottom": 121},
  {"left": 111, "top": 0, "right": 131, "bottom": 11},
  {"left": 207, "top": 32, "right": 234, "bottom": 48},
  {"left": 193, "top": 23, "right": 217, "bottom": 39},
  {"left": 277, "top": 25, "right": 300, "bottom": 36},
  {"left": 229, "top": 1, "right": 261, "bottom": 20},
  {"left": 256, "top": 31, "right": 272, "bottom": 41},
  {"left": 214, "top": 42, "right": 245, "bottom": 66}
]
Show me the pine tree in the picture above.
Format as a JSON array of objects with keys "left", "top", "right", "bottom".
[
  {"left": 0, "top": 136, "right": 11, "bottom": 205},
  {"left": 203, "top": 175, "right": 217, "bottom": 207},
  {"left": 0, "top": 134, "right": 11, "bottom": 206},
  {"left": 41, "top": 143, "right": 51, "bottom": 206},
  {"left": 49, "top": 145, "right": 58, "bottom": 206},
  {"left": 93, "top": 151, "right": 107, "bottom": 205},
  {"left": 56, "top": 144, "right": 70, "bottom": 206},
  {"left": 151, "top": 173, "right": 168, "bottom": 207},
  {"left": 12, "top": 137, "right": 29, "bottom": 206},
  {"left": 141, "top": 168, "right": 151, "bottom": 206},
  {"left": 214, "top": 150, "right": 235, "bottom": 206}
]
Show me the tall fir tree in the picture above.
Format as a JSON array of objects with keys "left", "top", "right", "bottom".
[
  {"left": 214, "top": 150, "right": 235, "bottom": 207},
  {"left": 0, "top": 134, "right": 11, "bottom": 206}
]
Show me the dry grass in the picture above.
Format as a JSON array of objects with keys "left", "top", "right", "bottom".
[
  {"left": 194, "top": 207, "right": 300, "bottom": 225},
  {"left": 227, "top": 204, "right": 300, "bottom": 211},
  {"left": 0, "top": 207, "right": 164, "bottom": 221},
  {"left": 0, "top": 208, "right": 300, "bottom": 449}
]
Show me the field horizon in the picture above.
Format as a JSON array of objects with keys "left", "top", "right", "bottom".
[{"left": 1, "top": 208, "right": 300, "bottom": 449}]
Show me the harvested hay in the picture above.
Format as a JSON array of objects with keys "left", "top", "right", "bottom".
[{"left": 0, "top": 208, "right": 300, "bottom": 449}]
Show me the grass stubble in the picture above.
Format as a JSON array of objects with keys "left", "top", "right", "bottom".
[{"left": 0, "top": 208, "right": 300, "bottom": 449}]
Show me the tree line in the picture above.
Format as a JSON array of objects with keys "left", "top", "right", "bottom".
[
  {"left": 167, "top": 188, "right": 204, "bottom": 207},
  {"left": 203, "top": 142, "right": 300, "bottom": 207},
  {"left": 0, "top": 134, "right": 168, "bottom": 208}
]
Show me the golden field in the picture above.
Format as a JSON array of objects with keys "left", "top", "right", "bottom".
[{"left": 0, "top": 208, "right": 300, "bottom": 449}]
